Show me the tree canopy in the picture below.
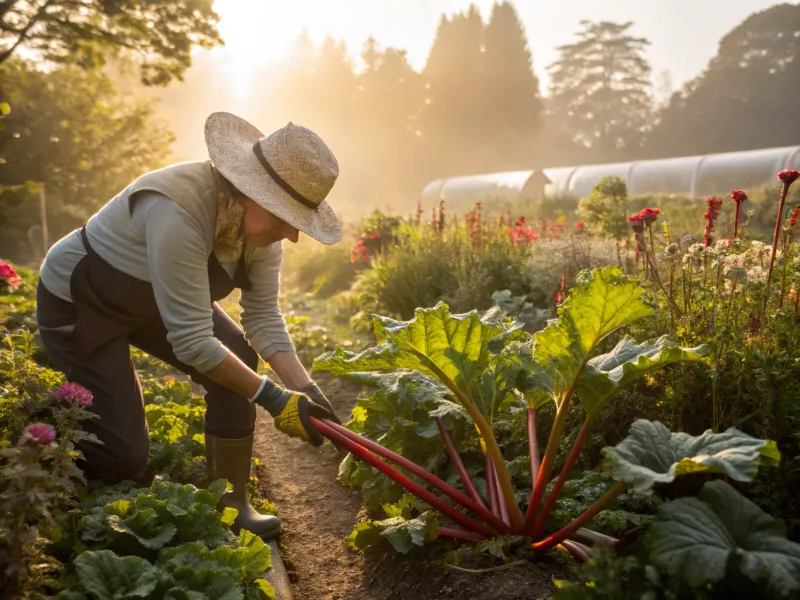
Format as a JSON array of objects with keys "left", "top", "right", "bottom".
[{"left": 0, "top": 0, "right": 223, "bottom": 85}]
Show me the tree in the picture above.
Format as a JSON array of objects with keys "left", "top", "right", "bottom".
[
  {"left": 419, "top": 6, "right": 486, "bottom": 175},
  {"left": 481, "top": 1, "right": 543, "bottom": 170},
  {"left": 547, "top": 20, "right": 653, "bottom": 161},
  {"left": 353, "top": 37, "right": 426, "bottom": 207},
  {"left": 0, "top": 0, "right": 222, "bottom": 85},
  {"left": 0, "top": 59, "right": 174, "bottom": 260},
  {"left": 646, "top": 3, "right": 800, "bottom": 157}
]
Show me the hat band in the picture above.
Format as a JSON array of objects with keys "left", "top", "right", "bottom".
[{"left": 253, "top": 141, "right": 319, "bottom": 211}]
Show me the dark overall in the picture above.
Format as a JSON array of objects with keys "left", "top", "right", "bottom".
[{"left": 36, "top": 227, "right": 259, "bottom": 483}]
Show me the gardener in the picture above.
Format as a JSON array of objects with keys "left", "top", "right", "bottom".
[{"left": 36, "top": 112, "right": 344, "bottom": 541}]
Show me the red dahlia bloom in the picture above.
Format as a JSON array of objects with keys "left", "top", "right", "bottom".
[{"left": 628, "top": 214, "right": 644, "bottom": 233}]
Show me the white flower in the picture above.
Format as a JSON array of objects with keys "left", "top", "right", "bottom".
[{"left": 747, "top": 266, "right": 767, "bottom": 285}]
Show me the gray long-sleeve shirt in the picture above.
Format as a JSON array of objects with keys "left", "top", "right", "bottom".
[{"left": 39, "top": 191, "right": 293, "bottom": 372}]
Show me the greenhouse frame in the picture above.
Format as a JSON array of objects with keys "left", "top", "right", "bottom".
[{"left": 419, "top": 145, "right": 800, "bottom": 207}]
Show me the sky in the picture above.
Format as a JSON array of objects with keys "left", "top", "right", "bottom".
[{"left": 212, "top": 0, "right": 783, "bottom": 93}]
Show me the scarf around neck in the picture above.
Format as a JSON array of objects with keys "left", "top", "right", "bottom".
[{"left": 211, "top": 165, "right": 246, "bottom": 264}]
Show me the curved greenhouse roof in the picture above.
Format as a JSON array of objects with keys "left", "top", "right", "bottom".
[{"left": 420, "top": 145, "right": 800, "bottom": 207}]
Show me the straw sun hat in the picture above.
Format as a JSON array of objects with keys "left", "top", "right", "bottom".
[{"left": 204, "top": 112, "right": 342, "bottom": 245}]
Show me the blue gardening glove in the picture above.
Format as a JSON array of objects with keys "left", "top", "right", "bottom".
[{"left": 253, "top": 378, "right": 331, "bottom": 446}]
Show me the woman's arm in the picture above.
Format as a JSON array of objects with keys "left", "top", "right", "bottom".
[{"left": 265, "top": 350, "right": 312, "bottom": 390}]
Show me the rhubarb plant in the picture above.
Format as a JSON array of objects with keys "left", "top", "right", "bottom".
[{"left": 313, "top": 266, "right": 781, "bottom": 553}]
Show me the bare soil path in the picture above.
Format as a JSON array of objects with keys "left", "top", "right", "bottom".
[{"left": 252, "top": 375, "right": 573, "bottom": 600}]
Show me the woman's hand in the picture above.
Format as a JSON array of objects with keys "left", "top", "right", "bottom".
[{"left": 252, "top": 379, "right": 331, "bottom": 446}]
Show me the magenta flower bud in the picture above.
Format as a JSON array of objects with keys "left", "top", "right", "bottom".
[
  {"left": 55, "top": 382, "right": 93, "bottom": 407},
  {"left": 19, "top": 422, "right": 56, "bottom": 446}
]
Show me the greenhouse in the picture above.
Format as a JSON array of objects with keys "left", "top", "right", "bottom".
[{"left": 419, "top": 144, "right": 800, "bottom": 206}]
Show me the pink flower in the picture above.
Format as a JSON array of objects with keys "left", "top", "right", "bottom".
[
  {"left": 56, "top": 382, "right": 93, "bottom": 407},
  {"left": 778, "top": 170, "right": 800, "bottom": 186},
  {"left": 0, "top": 260, "right": 21, "bottom": 289},
  {"left": 19, "top": 423, "right": 56, "bottom": 446}
]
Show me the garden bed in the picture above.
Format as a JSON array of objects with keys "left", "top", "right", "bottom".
[{"left": 253, "top": 374, "right": 574, "bottom": 600}]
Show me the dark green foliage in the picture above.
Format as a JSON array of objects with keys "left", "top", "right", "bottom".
[{"left": 0, "top": 0, "right": 223, "bottom": 85}]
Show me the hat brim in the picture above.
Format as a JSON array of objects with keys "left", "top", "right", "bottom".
[{"left": 204, "top": 112, "right": 342, "bottom": 245}]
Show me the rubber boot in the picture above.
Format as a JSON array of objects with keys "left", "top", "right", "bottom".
[{"left": 205, "top": 433, "right": 281, "bottom": 540}]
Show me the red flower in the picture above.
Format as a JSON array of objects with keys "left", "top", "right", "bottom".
[
  {"left": 778, "top": 170, "right": 800, "bottom": 186},
  {"left": 56, "top": 382, "right": 93, "bottom": 407},
  {"left": 576, "top": 222, "right": 585, "bottom": 231},
  {"left": 789, "top": 205, "right": 800, "bottom": 230},
  {"left": 0, "top": 260, "right": 21, "bottom": 289},
  {"left": 638, "top": 207, "right": 660, "bottom": 227},
  {"left": 731, "top": 190, "right": 747, "bottom": 204},
  {"left": 628, "top": 213, "right": 644, "bottom": 233},
  {"left": 350, "top": 240, "right": 371, "bottom": 263},
  {"left": 554, "top": 292, "right": 564, "bottom": 304},
  {"left": 703, "top": 197, "right": 723, "bottom": 246}
]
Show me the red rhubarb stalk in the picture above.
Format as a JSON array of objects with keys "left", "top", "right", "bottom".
[
  {"left": 491, "top": 459, "right": 511, "bottom": 528},
  {"left": 323, "top": 419, "right": 508, "bottom": 532},
  {"left": 312, "top": 418, "right": 496, "bottom": 537},
  {"left": 528, "top": 407, "right": 540, "bottom": 493},
  {"left": 436, "top": 418, "right": 488, "bottom": 511},
  {"left": 523, "top": 387, "right": 577, "bottom": 532},
  {"left": 559, "top": 540, "right": 591, "bottom": 562},
  {"left": 486, "top": 455, "right": 500, "bottom": 518},
  {"left": 532, "top": 481, "right": 627, "bottom": 553},
  {"left": 531, "top": 419, "right": 592, "bottom": 539},
  {"left": 438, "top": 527, "right": 487, "bottom": 542}
]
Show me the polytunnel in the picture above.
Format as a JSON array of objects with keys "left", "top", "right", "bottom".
[{"left": 420, "top": 145, "right": 800, "bottom": 206}]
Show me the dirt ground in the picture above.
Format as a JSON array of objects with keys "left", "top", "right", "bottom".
[{"left": 252, "top": 375, "right": 575, "bottom": 600}]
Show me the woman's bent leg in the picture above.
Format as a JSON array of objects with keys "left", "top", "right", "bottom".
[{"left": 36, "top": 281, "right": 149, "bottom": 483}]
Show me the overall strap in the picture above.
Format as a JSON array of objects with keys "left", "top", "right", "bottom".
[{"left": 79, "top": 225, "right": 96, "bottom": 256}]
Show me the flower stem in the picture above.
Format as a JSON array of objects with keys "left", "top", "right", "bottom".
[
  {"left": 763, "top": 182, "right": 792, "bottom": 316},
  {"left": 644, "top": 251, "right": 683, "bottom": 317},
  {"left": 437, "top": 418, "right": 488, "bottom": 511},
  {"left": 532, "top": 481, "right": 628, "bottom": 552},
  {"left": 531, "top": 417, "right": 592, "bottom": 540},
  {"left": 312, "top": 418, "right": 496, "bottom": 537}
]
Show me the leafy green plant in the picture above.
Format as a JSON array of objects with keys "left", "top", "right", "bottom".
[
  {"left": 312, "top": 266, "right": 775, "bottom": 556},
  {"left": 79, "top": 476, "right": 238, "bottom": 556},
  {"left": 59, "top": 529, "right": 274, "bottom": 599},
  {"left": 646, "top": 480, "right": 800, "bottom": 597}
]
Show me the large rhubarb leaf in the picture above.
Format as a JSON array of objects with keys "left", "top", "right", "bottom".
[
  {"left": 337, "top": 371, "right": 479, "bottom": 510},
  {"left": 313, "top": 302, "right": 507, "bottom": 395},
  {"left": 576, "top": 336, "right": 708, "bottom": 418},
  {"left": 603, "top": 420, "right": 780, "bottom": 491},
  {"left": 72, "top": 550, "right": 158, "bottom": 599},
  {"left": 531, "top": 267, "right": 652, "bottom": 394},
  {"left": 645, "top": 480, "right": 800, "bottom": 595},
  {"left": 345, "top": 511, "right": 439, "bottom": 555}
]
